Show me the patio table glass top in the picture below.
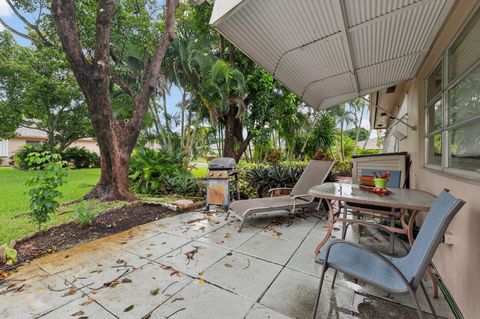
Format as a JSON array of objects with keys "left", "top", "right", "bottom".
[{"left": 308, "top": 182, "right": 435, "bottom": 211}]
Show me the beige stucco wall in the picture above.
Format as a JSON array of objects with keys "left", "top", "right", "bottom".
[
  {"left": 0, "top": 137, "right": 100, "bottom": 166},
  {"left": 400, "top": 1, "right": 480, "bottom": 318}
]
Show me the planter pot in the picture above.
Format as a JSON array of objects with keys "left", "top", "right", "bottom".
[{"left": 374, "top": 178, "right": 388, "bottom": 189}]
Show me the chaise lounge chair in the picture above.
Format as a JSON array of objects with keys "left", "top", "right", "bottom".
[
  {"left": 226, "top": 160, "right": 334, "bottom": 232},
  {"left": 314, "top": 189, "right": 465, "bottom": 319}
]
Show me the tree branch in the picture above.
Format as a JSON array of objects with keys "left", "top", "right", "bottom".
[
  {"left": 0, "top": 18, "right": 43, "bottom": 45},
  {"left": 94, "top": 0, "right": 116, "bottom": 66},
  {"left": 131, "top": 0, "right": 179, "bottom": 129},
  {"left": 107, "top": 67, "right": 133, "bottom": 97},
  {"left": 5, "top": 0, "right": 52, "bottom": 46},
  {"left": 51, "top": 0, "right": 91, "bottom": 88}
]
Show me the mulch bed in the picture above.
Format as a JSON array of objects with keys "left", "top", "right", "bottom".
[{"left": 2, "top": 202, "right": 179, "bottom": 270}]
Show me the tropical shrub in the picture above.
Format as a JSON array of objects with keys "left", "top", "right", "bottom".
[
  {"left": 25, "top": 152, "right": 68, "bottom": 230},
  {"left": 129, "top": 147, "right": 196, "bottom": 195},
  {"left": 74, "top": 202, "right": 97, "bottom": 227},
  {"left": 62, "top": 146, "right": 100, "bottom": 168},
  {"left": 13, "top": 143, "right": 50, "bottom": 169},
  {"left": 165, "top": 175, "right": 205, "bottom": 196},
  {"left": 332, "top": 161, "right": 353, "bottom": 177},
  {"left": 266, "top": 150, "right": 281, "bottom": 164},
  {"left": 0, "top": 241, "right": 17, "bottom": 265},
  {"left": 243, "top": 162, "right": 341, "bottom": 198}
]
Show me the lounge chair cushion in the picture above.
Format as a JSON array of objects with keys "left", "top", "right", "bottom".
[
  {"left": 229, "top": 196, "right": 314, "bottom": 218},
  {"left": 315, "top": 240, "right": 410, "bottom": 294}
]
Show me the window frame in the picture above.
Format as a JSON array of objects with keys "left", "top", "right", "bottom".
[{"left": 424, "top": 9, "right": 480, "bottom": 179}]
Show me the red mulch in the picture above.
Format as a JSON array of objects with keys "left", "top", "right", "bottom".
[{"left": 3, "top": 202, "right": 178, "bottom": 269}]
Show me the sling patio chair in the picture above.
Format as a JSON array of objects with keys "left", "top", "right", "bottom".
[
  {"left": 226, "top": 160, "right": 334, "bottom": 232},
  {"left": 314, "top": 189, "right": 465, "bottom": 319}
]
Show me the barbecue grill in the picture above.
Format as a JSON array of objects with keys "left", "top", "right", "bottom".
[{"left": 205, "top": 157, "right": 240, "bottom": 212}]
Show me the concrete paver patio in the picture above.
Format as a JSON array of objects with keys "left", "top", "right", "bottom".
[{"left": 0, "top": 209, "right": 453, "bottom": 318}]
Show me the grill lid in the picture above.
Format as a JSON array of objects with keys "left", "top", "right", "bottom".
[{"left": 208, "top": 157, "right": 237, "bottom": 170}]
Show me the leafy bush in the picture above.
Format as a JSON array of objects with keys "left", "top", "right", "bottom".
[
  {"left": 332, "top": 161, "right": 353, "bottom": 177},
  {"left": 62, "top": 147, "right": 100, "bottom": 168},
  {"left": 0, "top": 241, "right": 17, "bottom": 265},
  {"left": 266, "top": 150, "right": 281, "bottom": 164},
  {"left": 165, "top": 175, "right": 205, "bottom": 196},
  {"left": 25, "top": 152, "right": 68, "bottom": 230},
  {"left": 243, "top": 162, "right": 341, "bottom": 198},
  {"left": 13, "top": 143, "right": 50, "bottom": 169},
  {"left": 74, "top": 202, "right": 97, "bottom": 227},
  {"left": 245, "top": 165, "right": 304, "bottom": 197},
  {"left": 129, "top": 147, "right": 196, "bottom": 195}
]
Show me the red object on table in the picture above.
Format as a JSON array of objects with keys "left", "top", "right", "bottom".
[{"left": 359, "top": 184, "right": 391, "bottom": 196}]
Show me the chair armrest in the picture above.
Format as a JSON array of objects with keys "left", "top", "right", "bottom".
[
  {"left": 292, "top": 194, "right": 314, "bottom": 202},
  {"left": 321, "top": 240, "right": 412, "bottom": 287},
  {"left": 268, "top": 187, "right": 293, "bottom": 197}
]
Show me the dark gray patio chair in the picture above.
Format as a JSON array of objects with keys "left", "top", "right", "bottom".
[
  {"left": 314, "top": 189, "right": 465, "bottom": 319},
  {"left": 226, "top": 160, "right": 334, "bottom": 232}
]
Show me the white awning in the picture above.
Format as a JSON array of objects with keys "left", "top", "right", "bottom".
[{"left": 210, "top": 0, "right": 454, "bottom": 110}]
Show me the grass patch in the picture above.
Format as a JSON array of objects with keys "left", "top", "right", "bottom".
[
  {"left": 0, "top": 167, "right": 101, "bottom": 243},
  {"left": 191, "top": 165, "right": 208, "bottom": 178}
]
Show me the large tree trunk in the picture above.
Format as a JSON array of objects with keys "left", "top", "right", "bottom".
[
  {"left": 223, "top": 103, "right": 236, "bottom": 158},
  {"left": 51, "top": 0, "right": 179, "bottom": 201}
]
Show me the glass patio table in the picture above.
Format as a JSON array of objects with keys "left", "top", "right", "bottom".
[{"left": 308, "top": 182, "right": 439, "bottom": 297}]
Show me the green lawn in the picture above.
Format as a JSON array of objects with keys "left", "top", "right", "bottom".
[
  {"left": 191, "top": 165, "right": 208, "bottom": 178},
  {"left": 0, "top": 167, "right": 101, "bottom": 243}
]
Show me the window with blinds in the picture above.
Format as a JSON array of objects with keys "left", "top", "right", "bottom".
[
  {"left": 0, "top": 140, "right": 8, "bottom": 157},
  {"left": 425, "top": 9, "right": 480, "bottom": 176}
]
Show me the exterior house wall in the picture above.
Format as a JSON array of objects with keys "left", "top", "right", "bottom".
[
  {"left": 0, "top": 137, "right": 100, "bottom": 166},
  {"left": 400, "top": 1, "right": 480, "bottom": 318}
]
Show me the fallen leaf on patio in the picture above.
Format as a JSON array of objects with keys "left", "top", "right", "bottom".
[
  {"left": 63, "top": 287, "right": 77, "bottom": 297},
  {"left": 216, "top": 240, "right": 224, "bottom": 244},
  {"left": 121, "top": 278, "right": 132, "bottom": 283},
  {"left": 185, "top": 247, "right": 199, "bottom": 262},
  {"left": 90, "top": 269, "right": 103, "bottom": 274},
  {"left": 124, "top": 305, "right": 134, "bottom": 312},
  {"left": 146, "top": 254, "right": 153, "bottom": 258},
  {"left": 198, "top": 278, "right": 206, "bottom": 285},
  {"left": 116, "top": 259, "right": 126, "bottom": 265},
  {"left": 226, "top": 252, "right": 233, "bottom": 256},
  {"left": 186, "top": 217, "right": 208, "bottom": 224},
  {"left": 71, "top": 310, "right": 84, "bottom": 316},
  {"left": 170, "top": 270, "right": 181, "bottom": 277},
  {"left": 107, "top": 280, "right": 120, "bottom": 288},
  {"left": 224, "top": 232, "right": 232, "bottom": 239},
  {"left": 79, "top": 317, "right": 89, "bottom": 319},
  {"left": 150, "top": 288, "right": 159, "bottom": 296},
  {"left": 80, "top": 297, "right": 96, "bottom": 306},
  {"left": 65, "top": 255, "right": 70, "bottom": 259},
  {"left": 214, "top": 221, "right": 220, "bottom": 224},
  {"left": 198, "top": 271, "right": 204, "bottom": 276},
  {"left": 172, "top": 297, "right": 184, "bottom": 303},
  {"left": 224, "top": 263, "right": 233, "bottom": 268}
]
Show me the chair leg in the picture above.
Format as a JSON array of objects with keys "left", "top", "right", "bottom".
[
  {"left": 420, "top": 281, "right": 438, "bottom": 319},
  {"left": 237, "top": 218, "right": 246, "bottom": 232},
  {"left": 408, "top": 286, "right": 425, "bottom": 319},
  {"left": 331, "top": 270, "right": 338, "bottom": 289},
  {"left": 314, "top": 264, "right": 328, "bottom": 319},
  {"left": 225, "top": 210, "right": 231, "bottom": 221}
]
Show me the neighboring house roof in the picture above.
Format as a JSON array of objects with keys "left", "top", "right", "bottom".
[
  {"left": 13, "top": 127, "right": 95, "bottom": 141},
  {"left": 357, "top": 138, "right": 380, "bottom": 150},
  {"left": 15, "top": 127, "right": 48, "bottom": 138}
]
